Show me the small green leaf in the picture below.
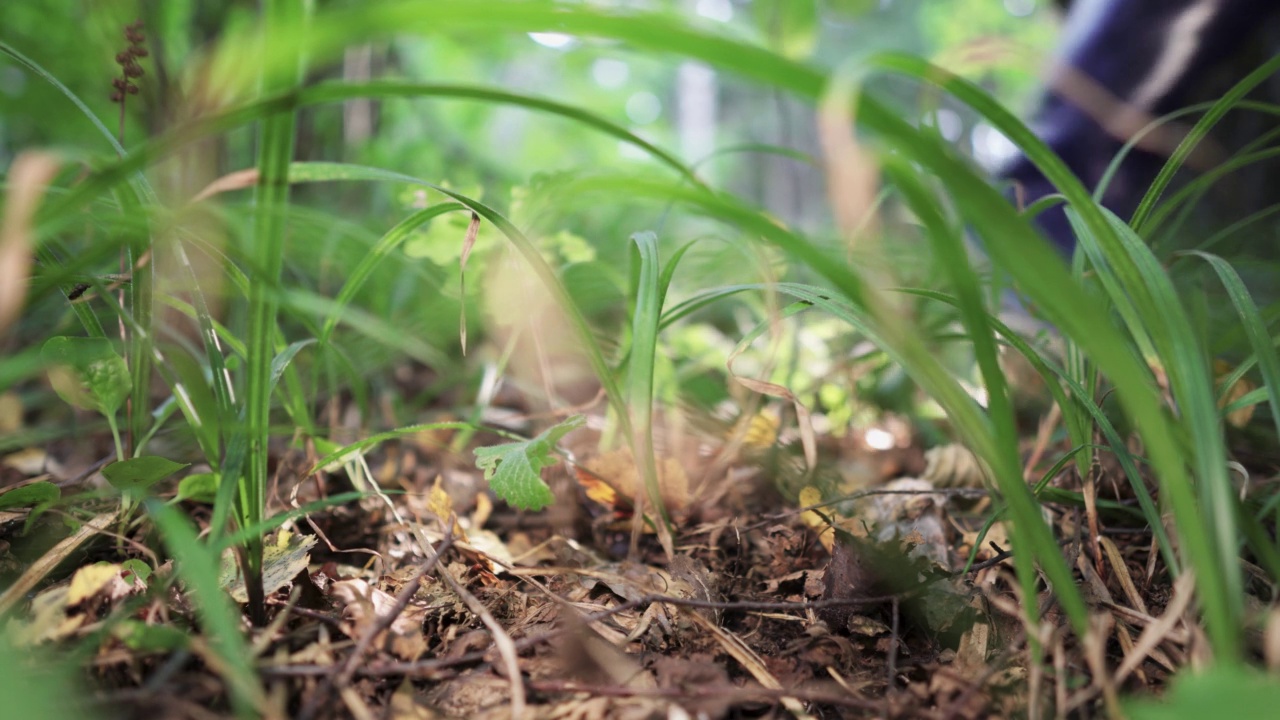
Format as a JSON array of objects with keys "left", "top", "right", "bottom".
[
  {"left": 269, "top": 339, "right": 316, "bottom": 394},
  {"left": 474, "top": 415, "right": 585, "bottom": 511},
  {"left": 176, "top": 472, "right": 221, "bottom": 504},
  {"left": 0, "top": 481, "right": 60, "bottom": 534},
  {"left": 0, "top": 482, "right": 60, "bottom": 511},
  {"left": 121, "top": 558, "right": 152, "bottom": 586},
  {"left": 1126, "top": 666, "right": 1280, "bottom": 719},
  {"left": 113, "top": 619, "right": 190, "bottom": 651},
  {"left": 103, "top": 456, "right": 189, "bottom": 493},
  {"left": 41, "top": 336, "right": 132, "bottom": 416}
]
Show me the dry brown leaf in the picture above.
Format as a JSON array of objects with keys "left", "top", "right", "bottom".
[
  {"left": 460, "top": 528, "right": 514, "bottom": 571},
  {"left": 582, "top": 448, "right": 689, "bottom": 512},
  {"left": 427, "top": 475, "right": 468, "bottom": 542},
  {"left": 0, "top": 152, "right": 60, "bottom": 337},
  {"left": 2, "top": 447, "right": 52, "bottom": 476},
  {"left": 0, "top": 391, "right": 22, "bottom": 435},
  {"left": 0, "top": 510, "right": 119, "bottom": 616},
  {"left": 8, "top": 562, "right": 142, "bottom": 646},
  {"left": 471, "top": 487, "right": 493, "bottom": 528},
  {"left": 330, "top": 578, "right": 429, "bottom": 661},
  {"left": 923, "top": 443, "right": 991, "bottom": 489},
  {"left": 67, "top": 562, "right": 137, "bottom": 605},
  {"left": 190, "top": 168, "right": 259, "bottom": 203},
  {"left": 816, "top": 72, "right": 880, "bottom": 248}
]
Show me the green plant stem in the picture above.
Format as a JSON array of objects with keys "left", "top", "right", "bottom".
[{"left": 240, "top": 0, "right": 307, "bottom": 625}]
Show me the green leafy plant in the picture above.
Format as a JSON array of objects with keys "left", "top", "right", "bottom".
[
  {"left": 474, "top": 414, "right": 585, "bottom": 511},
  {"left": 41, "top": 336, "right": 131, "bottom": 461},
  {"left": 7, "top": 0, "right": 1280, "bottom": 714}
]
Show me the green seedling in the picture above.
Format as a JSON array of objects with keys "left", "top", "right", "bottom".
[{"left": 474, "top": 414, "right": 585, "bottom": 511}]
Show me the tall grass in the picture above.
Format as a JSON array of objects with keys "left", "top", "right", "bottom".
[{"left": 6, "top": 0, "right": 1279, "bottom": 710}]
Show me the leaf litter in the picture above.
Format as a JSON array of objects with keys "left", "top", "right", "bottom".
[{"left": 0, "top": 390, "right": 1250, "bottom": 719}]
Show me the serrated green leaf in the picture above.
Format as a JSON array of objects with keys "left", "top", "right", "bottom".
[
  {"left": 102, "top": 456, "right": 189, "bottom": 493},
  {"left": 474, "top": 415, "right": 584, "bottom": 511},
  {"left": 41, "top": 336, "right": 132, "bottom": 416}
]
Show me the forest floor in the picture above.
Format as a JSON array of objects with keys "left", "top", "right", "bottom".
[{"left": 0, "top": 384, "right": 1186, "bottom": 720}]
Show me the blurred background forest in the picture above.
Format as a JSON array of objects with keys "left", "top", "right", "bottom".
[
  {"left": 1, "top": 0, "right": 1057, "bottom": 441},
  {"left": 11, "top": 2, "right": 1280, "bottom": 717},
  {"left": 2, "top": 0, "right": 1054, "bottom": 201}
]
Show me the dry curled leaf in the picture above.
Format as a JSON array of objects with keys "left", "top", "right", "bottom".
[
  {"left": 923, "top": 443, "right": 990, "bottom": 489},
  {"left": 581, "top": 448, "right": 690, "bottom": 512},
  {"left": 330, "top": 578, "right": 430, "bottom": 661},
  {"left": 1215, "top": 358, "right": 1257, "bottom": 428},
  {"left": 0, "top": 152, "right": 60, "bottom": 337},
  {"left": 427, "top": 475, "right": 468, "bottom": 542}
]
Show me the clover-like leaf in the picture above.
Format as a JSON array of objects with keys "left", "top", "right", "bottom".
[
  {"left": 474, "top": 415, "right": 585, "bottom": 511},
  {"left": 41, "top": 336, "right": 131, "bottom": 417}
]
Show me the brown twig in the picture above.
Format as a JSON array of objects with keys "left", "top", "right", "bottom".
[
  {"left": 261, "top": 588, "right": 921, "bottom": 681},
  {"left": 887, "top": 595, "right": 901, "bottom": 692}
]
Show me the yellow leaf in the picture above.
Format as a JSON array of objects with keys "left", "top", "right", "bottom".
[
  {"left": 1215, "top": 358, "right": 1257, "bottom": 428},
  {"left": 798, "top": 485, "right": 834, "bottom": 552},
  {"left": 428, "top": 476, "right": 467, "bottom": 541},
  {"left": 67, "top": 563, "right": 124, "bottom": 605}
]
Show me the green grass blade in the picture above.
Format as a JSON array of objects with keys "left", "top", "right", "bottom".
[
  {"left": 1130, "top": 54, "right": 1280, "bottom": 232},
  {"left": 238, "top": 0, "right": 308, "bottom": 617},
  {"left": 1191, "top": 251, "right": 1280, "bottom": 441},
  {"left": 318, "top": 203, "right": 467, "bottom": 342},
  {"left": 627, "top": 232, "right": 673, "bottom": 542},
  {"left": 860, "top": 52, "right": 1240, "bottom": 659},
  {"left": 146, "top": 501, "right": 264, "bottom": 718}
]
